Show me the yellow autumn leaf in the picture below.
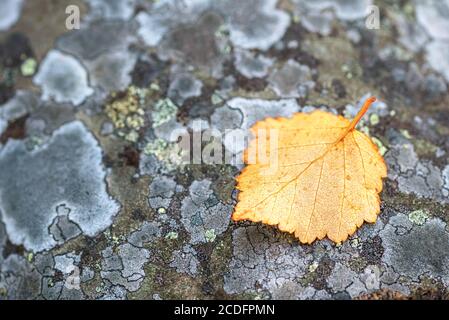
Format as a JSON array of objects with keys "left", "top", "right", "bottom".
[{"left": 233, "top": 97, "right": 387, "bottom": 244}]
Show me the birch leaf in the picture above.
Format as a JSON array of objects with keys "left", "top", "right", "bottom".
[{"left": 233, "top": 97, "right": 387, "bottom": 244}]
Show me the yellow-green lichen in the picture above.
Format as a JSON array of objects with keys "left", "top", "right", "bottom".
[
  {"left": 26, "top": 252, "right": 34, "bottom": 262},
  {"left": 350, "top": 237, "right": 362, "bottom": 249},
  {"left": 20, "top": 58, "right": 37, "bottom": 77},
  {"left": 143, "top": 138, "right": 185, "bottom": 170},
  {"left": 152, "top": 98, "right": 178, "bottom": 127},
  {"left": 413, "top": 138, "right": 439, "bottom": 157},
  {"left": 204, "top": 229, "right": 216, "bottom": 242},
  {"left": 340, "top": 62, "right": 362, "bottom": 79},
  {"left": 149, "top": 82, "right": 161, "bottom": 92},
  {"left": 370, "top": 113, "right": 380, "bottom": 126},
  {"left": 308, "top": 261, "right": 319, "bottom": 273},
  {"left": 105, "top": 86, "right": 147, "bottom": 142},
  {"left": 359, "top": 125, "right": 370, "bottom": 136},
  {"left": 409, "top": 209, "right": 428, "bottom": 226},
  {"left": 214, "top": 24, "right": 229, "bottom": 39},
  {"left": 165, "top": 231, "right": 178, "bottom": 240},
  {"left": 371, "top": 137, "right": 388, "bottom": 156},
  {"left": 211, "top": 92, "right": 224, "bottom": 105},
  {"left": 400, "top": 129, "right": 412, "bottom": 139}
]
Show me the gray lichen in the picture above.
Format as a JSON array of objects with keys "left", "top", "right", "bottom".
[
  {"left": 85, "top": 0, "right": 137, "bottom": 21},
  {"left": 148, "top": 176, "right": 177, "bottom": 210},
  {"left": 170, "top": 245, "right": 200, "bottom": 277},
  {"left": 385, "top": 130, "right": 447, "bottom": 203},
  {"left": 137, "top": 0, "right": 290, "bottom": 51},
  {"left": 0, "top": 121, "right": 120, "bottom": 252},
  {"left": 234, "top": 49, "right": 273, "bottom": 79},
  {"left": 380, "top": 213, "right": 449, "bottom": 285},
  {"left": 168, "top": 71, "right": 203, "bottom": 105},
  {"left": 268, "top": 59, "right": 315, "bottom": 98},
  {"left": 56, "top": 20, "right": 136, "bottom": 62},
  {"left": 181, "top": 179, "right": 232, "bottom": 245},
  {"left": 33, "top": 50, "right": 94, "bottom": 106},
  {"left": 224, "top": 226, "right": 310, "bottom": 297},
  {"left": 100, "top": 243, "right": 150, "bottom": 292},
  {"left": 0, "top": 0, "right": 23, "bottom": 31},
  {"left": 295, "top": 0, "right": 372, "bottom": 21}
]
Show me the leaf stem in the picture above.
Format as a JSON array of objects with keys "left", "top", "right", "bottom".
[
  {"left": 348, "top": 96, "right": 376, "bottom": 131},
  {"left": 335, "top": 96, "right": 376, "bottom": 143}
]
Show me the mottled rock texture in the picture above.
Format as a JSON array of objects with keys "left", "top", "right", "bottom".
[{"left": 1, "top": 0, "right": 449, "bottom": 300}]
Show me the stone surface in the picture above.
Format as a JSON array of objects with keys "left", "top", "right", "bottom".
[{"left": 1, "top": 0, "right": 449, "bottom": 300}]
